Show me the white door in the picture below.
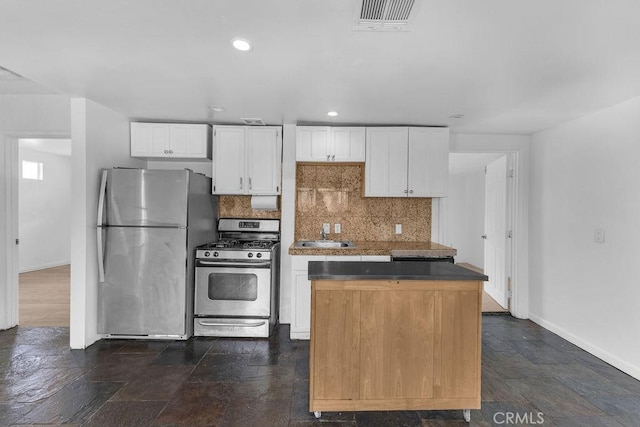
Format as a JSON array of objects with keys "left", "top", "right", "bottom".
[
  {"left": 170, "top": 124, "right": 208, "bottom": 158},
  {"left": 483, "top": 155, "right": 508, "bottom": 308},
  {"left": 331, "top": 127, "right": 365, "bottom": 162}
]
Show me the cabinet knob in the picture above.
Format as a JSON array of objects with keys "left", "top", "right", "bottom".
[
  {"left": 409, "top": 189, "right": 413, "bottom": 194},
  {"left": 404, "top": 189, "right": 408, "bottom": 194},
  {"left": 164, "top": 150, "right": 169, "bottom": 154},
  {"left": 481, "top": 234, "right": 487, "bottom": 239},
  {"left": 326, "top": 155, "right": 331, "bottom": 161},
  {"left": 169, "top": 150, "right": 173, "bottom": 154},
  {"left": 331, "top": 155, "right": 335, "bottom": 161}
]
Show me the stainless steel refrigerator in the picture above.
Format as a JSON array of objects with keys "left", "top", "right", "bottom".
[{"left": 97, "top": 168, "right": 217, "bottom": 339}]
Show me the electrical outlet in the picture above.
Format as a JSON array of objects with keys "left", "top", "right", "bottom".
[
  {"left": 395, "top": 224, "right": 402, "bottom": 234},
  {"left": 334, "top": 223, "right": 341, "bottom": 234},
  {"left": 322, "top": 223, "right": 330, "bottom": 234},
  {"left": 594, "top": 228, "right": 605, "bottom": 243}
]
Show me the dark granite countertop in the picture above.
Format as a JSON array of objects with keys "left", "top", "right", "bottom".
[{"left": 308, "top": 261, "right": 488, "bottom": 281}]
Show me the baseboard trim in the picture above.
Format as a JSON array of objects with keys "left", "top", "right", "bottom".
[
  {"left": 529, "top": 313, "right": 640, "bottom": 381},
  {"left": 19, "top": 261, "right": 70, "bottom": 274}
]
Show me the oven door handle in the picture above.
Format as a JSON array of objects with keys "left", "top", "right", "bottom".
[
  {"left": 197, "top": 319, "right": 267, "bottom": 327},
  {"left": 197, "top": 260, "right": 272, "bottom": 268}
]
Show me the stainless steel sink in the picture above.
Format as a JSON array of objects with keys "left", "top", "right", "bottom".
[{"left": 294, "top": 240, "right": 355, "bottom": 248}]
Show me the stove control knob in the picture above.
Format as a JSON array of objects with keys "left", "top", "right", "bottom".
[
  {"left": 256, "top": 253, "right": 262, "bottom": 258},
  {"left": 213, "top": 251, "right": 219, "bottom": 257},
  {"left": 247, "top": 252, "right": 254, "bottom": 258},
  {"left": 204, "top": 251, "right": 210, "bottom": 257}
]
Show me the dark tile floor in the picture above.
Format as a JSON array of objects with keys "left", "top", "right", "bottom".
[{"left": 1, "top": 315, "right": 639, "bottom": 426}]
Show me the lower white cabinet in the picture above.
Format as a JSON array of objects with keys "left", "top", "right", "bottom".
[{"left": 290, "top": 254, "right": 390, "bottom": 340}]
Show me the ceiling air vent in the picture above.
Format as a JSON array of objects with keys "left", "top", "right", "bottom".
[
  {"left": 240, "top": 118, "right": 266, "bottom": 126},
  {"left": 354, "top": 0, "right": 417, "bottom": 31}
]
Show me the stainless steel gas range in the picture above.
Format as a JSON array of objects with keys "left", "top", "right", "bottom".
[{"left": 193, "top": 218, "right": 280, "bottom": 337}]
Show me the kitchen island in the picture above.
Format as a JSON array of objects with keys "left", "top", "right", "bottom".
[{"left": 308, "top": 261, "right": 488, "bottom": 422}]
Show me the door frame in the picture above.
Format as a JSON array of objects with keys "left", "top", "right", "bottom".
[
  {"left": 433, "top": 134, "right": 529, "bottom": 319},
  {"left": 1, "top": 132, "right": 71, "bottom": 330},
  {"left": 0, "top": 136, "right": 19, "bottom": 329}
]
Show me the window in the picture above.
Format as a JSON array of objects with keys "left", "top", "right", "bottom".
[{"left": 22, "top": 160, "right": 44, "bottom": 180}]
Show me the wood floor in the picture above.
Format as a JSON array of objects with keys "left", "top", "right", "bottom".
[
  {"left": 458, "top": 262, "right": 509, "bottom": 313},
  {"left": 19, "top": 264, "right": 70, "bottom": 327}
]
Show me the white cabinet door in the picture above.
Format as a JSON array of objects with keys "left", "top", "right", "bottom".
[
  {"left": 331, "top": 127, "right": 365, "bottom": 162},
  {"left": 296, "top": 127, "right": 331, "bottom": 161},
  {"left": 291, "top": 255, "right": 326, "bottom": 340},
  {"left": 365, "top": 127, "right": 409, "bottom": 197},
  {"left": 213, "top": 127, "right": 245, "bottom": 194},
  {"left": 170, "top": 124, "right": 210, "bottom": 158},
  {"left": 130, "top": 122, "right": 170, "bottom": 157},
  {"left": 246, "top": 127, "right": 282, "bottom": 195},
  {"left": 408, "top": 127, "right": 449, "bottom": 197}
]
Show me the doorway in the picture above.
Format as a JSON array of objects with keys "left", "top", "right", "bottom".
[
  {"left": 446, "top": 152, "right": 513, "bottom": 313},
  {"left": 17, "top": 138, "right": 71, "bottom": 326}
]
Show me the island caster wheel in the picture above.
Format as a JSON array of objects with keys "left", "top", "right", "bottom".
[
  {"left": 313, "top": 411, "right": 321, "bottom": 419},
  {"left": 463, "top": 409, "right": 471, "bottom": 423}
]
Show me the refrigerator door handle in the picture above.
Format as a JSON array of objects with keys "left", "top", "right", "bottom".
[
  {"left": 97, "top": 170, "right": 108, "bottom": 226},
  {"left": 97, "top": 227, "right": 105, "bottom": 282},
  {"left": 97, "top": 170, "right": 108, "bottom": 282}
]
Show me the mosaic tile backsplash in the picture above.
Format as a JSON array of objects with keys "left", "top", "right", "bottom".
[{"left": 295, "top": 164, "right": 431, "bottom": 242}]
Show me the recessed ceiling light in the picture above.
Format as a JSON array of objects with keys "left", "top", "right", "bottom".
[
  {"left": 231, "top": 38, "right": 253, "bottom": 52},
  {"left": 327, "top": 111, "right": 339, "bottom": 117},
  {"left": 209, "top": 105, "right": 225, "bottom": 112},
  {"left": 449, "top": 113, "right": 465, "bottom": 119}
]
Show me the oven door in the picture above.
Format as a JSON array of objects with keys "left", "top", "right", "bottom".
[{"left": 194, "top": 261, "right": 272, "bottom": 317}]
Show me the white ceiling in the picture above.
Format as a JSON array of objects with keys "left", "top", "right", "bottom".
[{"left": 1, "top": 0, "right": 640, "bottom": 134}]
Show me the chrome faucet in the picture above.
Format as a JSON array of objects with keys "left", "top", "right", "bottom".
[{"left": 320, "top": 226, "right": 327, "bottom": 240}]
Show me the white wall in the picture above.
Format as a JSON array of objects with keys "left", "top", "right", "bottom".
[
  {"left": 70, "top": 98, "right": 143, "bottom": 349},
  {"left": 0, "top": 94, "right": 70, "bottom": 330},
  {"left": 530, "top": 96, "right": 640, "bottom": 379},
  {"left": 446, "top": 170, "right": 485, "bottom": 267},
  {"left": 147, "top": 160, "right": 211, "bottom": 176},
  {"left": 18, "top": 147, "right": 71, "bottom": 272},
  {"left": 0, "top": 95, "right": 71, "bottom": 135}
]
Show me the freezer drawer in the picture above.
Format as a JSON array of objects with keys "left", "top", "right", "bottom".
[{"left": 98, "top": 226, "right": 188, "bottom": 337}]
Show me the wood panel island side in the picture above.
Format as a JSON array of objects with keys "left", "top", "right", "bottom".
[{"left": 308, "top": 261, "right": 488, "bottom": 422}]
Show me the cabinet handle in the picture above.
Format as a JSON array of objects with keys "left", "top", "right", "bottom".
[
  {"left": 249, "top": 177, "right": 252, "bottom": 190},
  {"left": 404, "top": 189, "right": 408, "bottom": 194},
  {"left": 240, "top": 177, "right": 243, "bottom": 189},
  {"left": 277, "top": 186, "right": 279, "bottom": 192},
  {"left": 164, "top": 150, "right": 169, "bottom": 154},
  {"left": 481, "top": 234, "right": 487, "bottom": 239},
  {"left": 409, "top": 189, "right": 413, "bottom": 194},
  {"left": 331, "top": 155, "right": 335, "bottom": 161},
  {"left": 169, "top": 150, "right": 173, "bottom": 154},
  {"left": 326, "top": 155, "right": 330, "bottom": 161}
]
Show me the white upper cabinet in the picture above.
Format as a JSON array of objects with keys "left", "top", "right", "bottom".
[
  {"left": 130, "top": 122, "right": 211, "bottom": 159},
  {"left": 212, "top": 126, "right": 282, "bottom": 195},
  {"left": 330, "top": 127, "right": 365, "bottom": 161},
  {"left": 296, "top": 126, "right": 365, "bottom": 162},
  {"left": 365, "top": 127, "right": 449, "bottom": 197},
  {"left": 246, "top": 127, "right": 282, "bottom": 195}
]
